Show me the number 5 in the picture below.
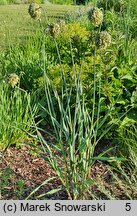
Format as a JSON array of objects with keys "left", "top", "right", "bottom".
[{"left": 125, "top": 203, "right": 131, "bottom": 211}]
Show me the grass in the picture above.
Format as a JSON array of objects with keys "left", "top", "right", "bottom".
[
  {"left": 0, "top": 4, "right": 79, "bottom": 49},
  {"left": 0, "top": 82, "right": 37, "bottom": 151}
]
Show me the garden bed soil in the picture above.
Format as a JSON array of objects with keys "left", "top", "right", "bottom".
[{"left": 0, "top": 144, "right": 136, "bottom": 200}]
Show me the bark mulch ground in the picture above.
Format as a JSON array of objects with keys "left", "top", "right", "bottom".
[
  {"left": 0, "top": 145, "right": 66, "bottom": 200},
  {"left": 0, "top": 144, "right": 137, "bottom": 200}
]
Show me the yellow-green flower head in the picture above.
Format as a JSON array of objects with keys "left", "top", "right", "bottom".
[
  {"left": 88, "top": 7, "right": 103, "bottom": 27},
  {"left": 97, "top": 31, "right": 112, "bottom": 50},
  {"left": 46, "top": 23, "right": 60, "bottom": 38},
  {"left": 28, "top": 3, "right": 41, "bottom": 20},
  {"left": 7, "top": 73, "right": 19, "bottom": 88},
  {"left": 61, "top": 23, "right": 88, "bottom": 41}
]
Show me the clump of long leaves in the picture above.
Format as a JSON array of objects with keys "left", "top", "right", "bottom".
[{"left": 35, "top": 35, "right": 130, "bottom": 199}]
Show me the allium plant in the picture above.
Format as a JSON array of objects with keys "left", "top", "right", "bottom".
[
  {"left": 27, "top": 4, "right": 131, "bottom": 200},
  {"left": 35, "top": 34, "right": 128, "bottom": 199}
]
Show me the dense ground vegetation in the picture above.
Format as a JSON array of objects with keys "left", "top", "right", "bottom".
[{"left": 0, "top": 0, "right": 137, "bottom": 199}]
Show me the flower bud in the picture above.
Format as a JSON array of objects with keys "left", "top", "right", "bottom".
[
  {"left": 57, "top": 19, "right": 66, "bottom": 32},
  {"left": 46, "top": 23, "right": 60, "bottom": 38},
  {"left": 7, "top": 73, "right": 19, "bottom": 88},
  {"left": 96, "top": 31, "right": 112, "bottom": 50},
  {"left": 88, "top": 7, "right": 103, "bottom": 27},
  {"left": 28, "top": 3, "right": 41, "bottom": 20}
]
